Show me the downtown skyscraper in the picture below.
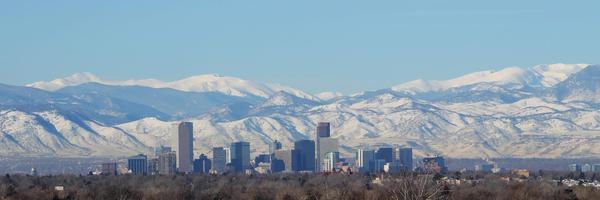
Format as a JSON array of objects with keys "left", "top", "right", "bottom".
[
  {"left": 316, "top": 122, "right": 338, "bottom": 172},
  {"left": 272, "top": 149, "right": 299, "bottom": 172},
  {"left": 127, "top": 154, "right": 148, "bottom": 175},
  {"left": 158, "top": 151, "right": 177, "bottom": 175},
  {"left": 294, "top": 139, "right": 315, "bottom": 172},
  {"left": 375, "top": 147, "right": 394, "bottom": 163},
  {"left": 323, "top": 152, "right": 340, "bottom": 172},
  {"left": 398, "top": 148, "right": 413, "bottom": 171},
  {"left": 178, "top": 122, "right": 194, "bottom": 173},
  {"left": 356, "top": 148, "right": 375, "bottom": 173},
  {"left": 211, "top": 147, "right": 227, "bottom": 173},
  {"left": 231, "top": 141, "right": 251, "bottom": 172},
  {"left": 193, "top": 154, "right": 212, "bottom": 174}
]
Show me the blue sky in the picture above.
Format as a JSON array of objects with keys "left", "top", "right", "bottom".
[{"left": 1, "top": 1, "right": 599, "bottom": 94}]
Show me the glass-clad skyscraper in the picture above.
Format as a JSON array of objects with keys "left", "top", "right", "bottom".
[
  {"left": 294, "top": 140, "right": 315, "bottom": 172},
  {"left": 231, "top": 141, "right": 251, "bottom": 172}
]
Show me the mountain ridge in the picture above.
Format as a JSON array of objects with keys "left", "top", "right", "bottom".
[
  {"left": 28, "top": 73, "right": 319, "bottom": 100},
  {"left": 3, "top": 63, "right": 600, "bottom": 158}
]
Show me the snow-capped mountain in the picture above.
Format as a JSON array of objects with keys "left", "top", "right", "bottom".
[
  {"left": 4, "top": 63, "right": 600, "bottom": 159},
  {"left": 553, "top": 65, "right": 600, "bottom": 103},
  {"left": 315, "top": 91, "right": 345, "bottom": 101},
  {"left": 391, "top": 63, "right": 589, "bottom": 94},
  {"left": 28, "top": 73, "right": 318, "bottom": 100},
  {"left": 56, "top": 83, "right": 255, "bottom": 120},
  {"left": 0, "top": 83, "right": 170, "bottom": 125}
]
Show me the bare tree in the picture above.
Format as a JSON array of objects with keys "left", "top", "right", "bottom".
[{"left": 385, "top": 174, "right": 445, "bottom": 200}]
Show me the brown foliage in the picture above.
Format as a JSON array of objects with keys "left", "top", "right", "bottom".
[{"left": 0, "top": 173, "right": 599, "bottom": 200}]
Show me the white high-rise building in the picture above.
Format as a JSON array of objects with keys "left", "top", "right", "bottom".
[
  {"left": 223, "top": 147, "right": 232, "bottom": 164},
  {"left": 319, "top": 137, "right": 338, "bottom": 171},
  {"left": 323, "top": 152, "right": 340, "bottom": 172},
  {"left": 356, "top": 149, "right": 375, "bottom": 172}
]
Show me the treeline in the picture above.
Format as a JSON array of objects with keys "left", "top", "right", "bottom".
[{"left": 0, "top": 172, "right": 599, "bottom": 200}]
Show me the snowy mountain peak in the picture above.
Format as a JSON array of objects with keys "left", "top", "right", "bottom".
[
  {"left": 68, "top": 72, "right": 102, "bottom": 81},
  {"left": 26, "top": 72, "right": 318, "bottom": 100},
  {"left": 315, "top": 91, "right": 344, "bottom": 101},
  {"left": 392, "top": 63, "right": 589, "bottom": 93},
  {"left": 7, "top": 63, "right": 600, "bottom": 158},
  {"left": 260, "top": 92, "right": 299, "bottom": 107},
  {"left": 258, "top": 91, "right": 319, "bottom": 107},
  {"left": 532, "top": 63, "right": 589, "bottom": 87},
  {"left": 27, "top": 72, "right": 103, "bottom": 91}
]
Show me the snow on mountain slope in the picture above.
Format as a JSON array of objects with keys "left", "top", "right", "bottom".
[
  {"left": 0, "top": 110, "right": 88, "bottom": 155},
  {"left": 532, "top": 63, "right": 589, "bottom": 87},
  {"left": 315, "top": 91, "right": 344, "bottom": 101},
  {"left": 27, "top": 73, "right": 318, "bottom": 100},
  {"left": 553, "top": 65, "right": 600, "bottom": 103},
  {"left": 436, "top": 97, "right": 574, "bottom": 117},
  {"left": 0, "top": 110, "right": 155, "bottom": 156},
  {"left": 5, "top": 63, "right": 600, "bottom": 159},
  {"left": 117, "top": 116, "right": 312, "bottom": 157},
  {"left": 27, "top": 72, "right": 104, "bottom": 91},
  {"left": 392, "top": 63, "right": 589, "bottom": 93},
  {"left": 3, "top": 91, "right": 600, "bottom": 158}
]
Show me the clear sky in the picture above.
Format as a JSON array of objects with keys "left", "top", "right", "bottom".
[{"left": 1, "top": 1, "right": 599, "bottom": 94}]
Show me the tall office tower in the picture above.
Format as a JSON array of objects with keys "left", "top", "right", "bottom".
[
  {"left": 318, "top": 138, "right": 339, "bottom": 172},
  {"left": 294, "top": 140, "right": 316, "bottom": 172},
  {"left": 398, "top": 148, "right": 413, "bottom": 171},
  {"left": 147, "top": 158, "right": 159, "bottom": 175},
  {"left": 127, "top": 154, "right": 148, "bottom": 175},
  {"left": 356, "top": 149, "right": 375, "bottom": 173},
  {"left": 323, "top": 152, "right": 340, "bottom": 172},
  {"left": 369, "top": 159, "right": 386, "bottom": 173},
  {"left": 375, "top": 147, "right": 394, "bottom": 163},
  {"left": 316, "top": 122, "right": 337, "bottom": 172},
  {"left": 177, "top": 122, "right": 194, "bottom": 173},
  {"left": 101, "top": 162, "right": 118, "bottom": 176},
  {"left": 231, "top": 141, "right": 251, "bottom": 172},
  {"left": 273, "top": 149, "right": 298, "bottom": 172},
  {"left": 193, "top": 154, "right": 212, "bottom": 174},
  {"left": 211, "top": 147, "right": 227, "bottom": 173},
  {"left": 223, "top": 147, "right": 232, "bottom": 164},
  {"left": 317, "top": 122, "right": 331, "bottom": 137},
  {"left": 158, "top": 151, "right": 177, "bottom": 175}
]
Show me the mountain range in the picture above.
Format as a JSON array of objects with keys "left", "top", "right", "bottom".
[{"left": 3, "top": 63, "right": 600, "bottom": 159}]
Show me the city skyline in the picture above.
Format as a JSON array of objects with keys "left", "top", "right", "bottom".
[
  {"left": 137, "top": 121, "right": 419, "bottom": 175},
  {"left": 2, "top": 1, "right": 600, "bottom": 198}
]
